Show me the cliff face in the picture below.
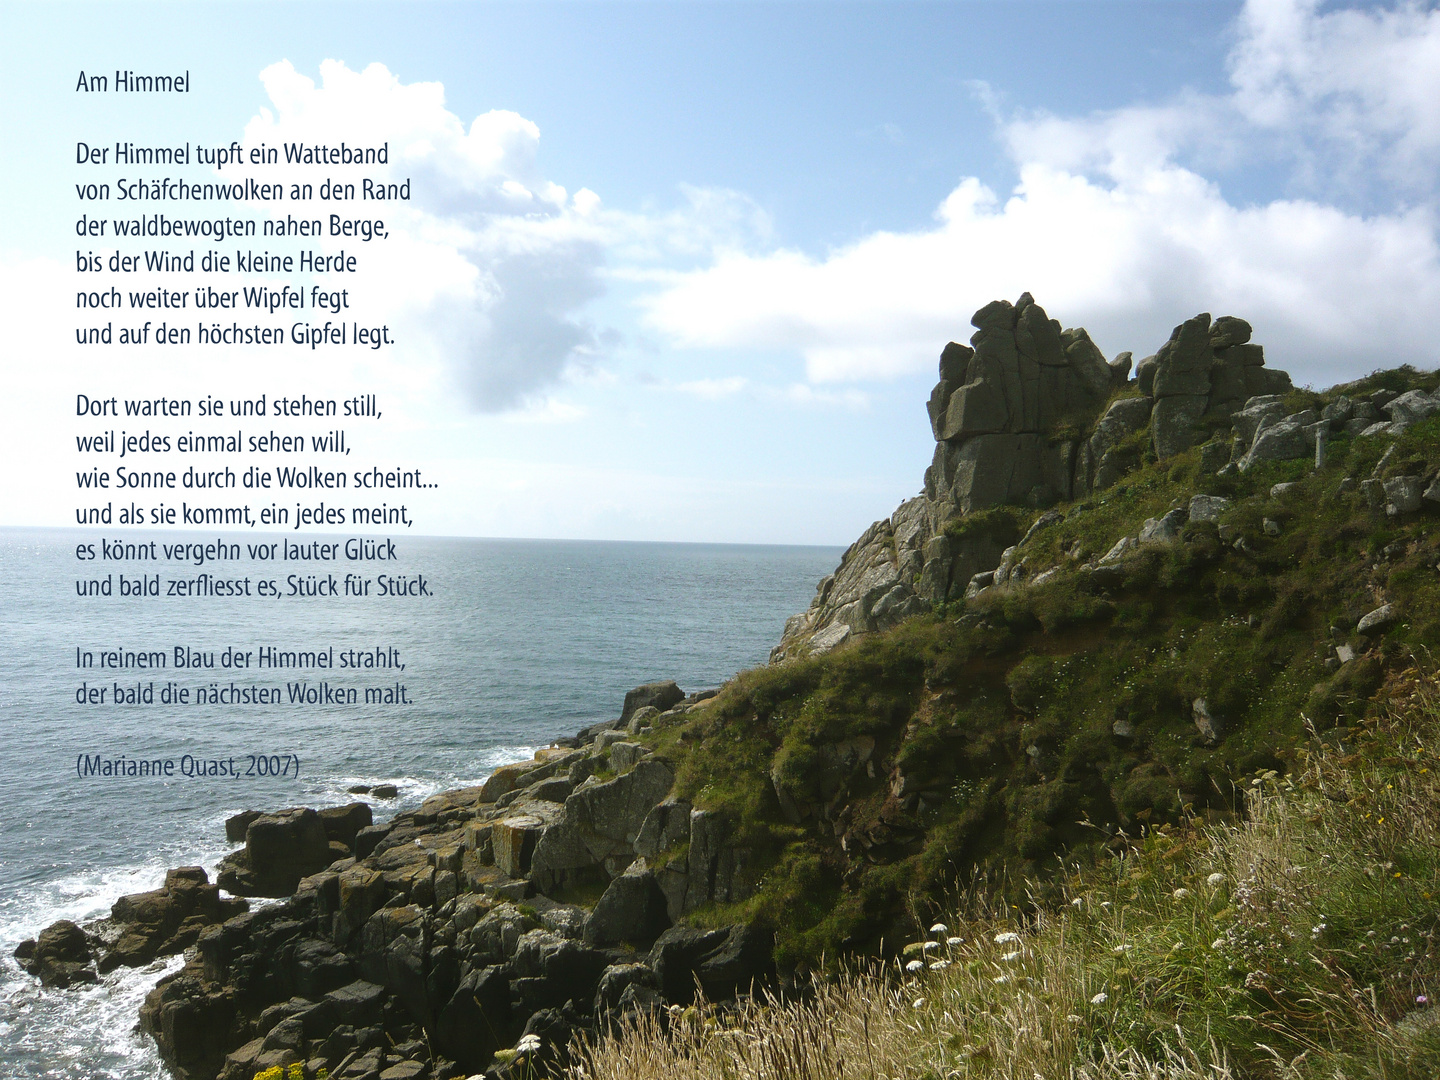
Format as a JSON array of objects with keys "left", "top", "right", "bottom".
[{"left": 771, "top": 294, "right": 1294, "bottom": 661}]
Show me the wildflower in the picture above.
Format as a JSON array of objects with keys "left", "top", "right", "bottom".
[
  {"left": 1066, "top": 1014, "right": 1083, "bottom": 1023},
  {"left": 1211, "top": 938, "right": 1225, "bottom": 950},
  {"left": 931, "top": 923, "right": 949, "bottom": 936},
  {"left": 1001, "top": 951, "right": 1021, "bottom": 962},
  {"left": 1206, "top": 873, "right": 1226, "bottom": 887},
  {"left": 1172, "top": 888, "right": 1190, "bottom": 900},
  {"left": 923, "top": 940, "right": 940, "bottom": 952},
  {"left": 913, "top": 997, "right": 926, "bottom": 1009},
  {"left": 1100, "top": 901, "right": 1112, "bottom": 909},
  {"left": 517, "top": 1033, "right": 542, "bottom": 1054},
  {"left": 994, "top": 931, "right": 1021, "bottom": 945},
  {"left": 1418, "top": 996, "right": 1430, "bottom": 1006},
  {"left": 947, "top": 936, "right": 964, "bottom": 947},
  {"left": 906, "top": 960, "right": 925, "bottom": 974},
  {"left": 1112, "top": 944, "right": 1131, "bottom": 954},
  {"left": 1090, "top": 992, "right": 1108, "bottom": 1005},
  {"left": 1071, "top": 897, "right": 1083, "bottom": 907},
  {"left": 929, "top": 959, "right": 950, "bottom": 970}
]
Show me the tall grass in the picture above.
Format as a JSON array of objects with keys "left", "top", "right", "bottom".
[{"left": 566, "top": 671, "right": 1440, "bottom": 1080}]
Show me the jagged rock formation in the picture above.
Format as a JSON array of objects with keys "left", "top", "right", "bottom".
[
  {"left": 771, "top": 297, "right": 1294, "bottom": 661},
  {"left": 17, "top": 685, "right": 766, "bottom": 1080}
]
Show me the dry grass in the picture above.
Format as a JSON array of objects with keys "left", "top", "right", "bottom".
[{"left": 564, "top": 672, "right": 1440, "bottom": 1080}]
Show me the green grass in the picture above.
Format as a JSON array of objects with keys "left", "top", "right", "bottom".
[
  {"left": 635, "top": 367, "right": 1440, "bottom": 969},
  {"left": 574, "top": 668, "right": 1440, "bottom": 1080}
]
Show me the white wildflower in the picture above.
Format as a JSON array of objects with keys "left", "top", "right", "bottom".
[
  {"left": 516, "top": 1033, "right": 542, "bottom": 1053},
  {"left": 930, "top": 923, "right": 949, "bottom": 936},
  {"left": 1112, "top": 944, "right": 1131, "bottom": 954},
  {"left": 947, "top": 936, "right": 964, "bottom": 947},
  {"left": 1172, "top": 888, "right": 1190, "bottom": 900},
  {"left": 1206, "top": 873, "right": 1226, "bottom": 887},
  {"left": 1211, "top": 938, "right": 1225, "bottom": 950},
  {"left": 905, "top": 959, "right": 925, "bottom": 973},
  {"left": 1071, "top": 897, "right": 1083, "bottom": 907},
  {"left": 1090, "top": 992, "right": 1108, "bottom": 1005},
  {"left": 929, "top": 959, "right": 950, "bottom": 970},
  {"left": 994, "top": 931, "right": 1021, "bottom": 945},
  {"left": 1001, "top": 950, "right": 1021, "bottom": 962},
  {"left": 922, "top": 940, "right": 940, "bottom": 952},
  {"left": 913, "top": 997, "right": 926, "bottom": 1009},
  {"left": 1066, "top": 1014, "right": 1083, "bottom": 1023}
]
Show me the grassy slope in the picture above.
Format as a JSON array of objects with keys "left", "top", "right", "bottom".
[
  {"left": 635, "top": 366, "right": 1440, "bottom": 973},
  {"left": 575, "top": 670, "right": 1440, "bottom": 1078}
]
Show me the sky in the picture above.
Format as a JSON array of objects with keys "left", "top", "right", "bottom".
[{"left": 2, "top": 0, "right": 1439, "bottom": 544}]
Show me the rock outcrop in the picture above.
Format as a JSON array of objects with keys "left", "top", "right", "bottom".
[
  {"left": 772, "top": 297, "right": 1295, "bottom": 661},
  {"left": 18, "top": 682, "right": 767, "bottom": 1080}
]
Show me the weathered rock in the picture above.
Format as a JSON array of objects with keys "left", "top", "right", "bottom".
[
  {"left": 1384, "top": 389, "right": 1440, "bottom": 427},
  {"left": 609, "top": 742, "right": 649, "bottom": 772},
  {"left": 775, "top": 298, "right": 1291, "bottom": 664},
  {"left": 493, "top": 815, "right": 546, "bottom": 878},
  {"left": 1139, "top": 508, "right": 1187, "bottom": 544},
  {"left": 584, "top": 859, "right": 672, "bottom": 946},
  {"left": 225, "top": 810, "right": 263, "bottom": 843},
  {"left": 1239, "top": 418, "right": 1308, "bottom": 471},
  {"left": 1083, "top": 397, "right": 1152, "bottom": 491},
  {"left": 594, "top": 962, "right": 658, "bottom": 1014},
  {"left": 218, "top": 809, "right": 333, "bottom": 898},
  {"left": 320, "top": 803, "right": 374, "bottom": 850},
  {"left": 620, "top": 682, "right": 685, "bottom": 726},
  {"left": 1384, "top": 475, "right": 1424, "bottom": 515},
  {"left": 434, "top": 966, "right": 511, "bottom": 1071},
  {"left": 1192, "top": 698, "right": 1221, "bottom": 744},
  {"left": 1188, "top": 494, "right": 1231, "bottom": 524},
  {"left": 1357, "top": 604, "right": 1397, "bottom": 635},
  {"left": 359, "top": 905, "right": 430, "bottom": 1025},
  {"left": 1233, "top": 396, "right": 1287, "bottom": 446},
  {"left": 15, "top": 919, "right": 97, "bottom": 988},
  {"left": 1151, "top": 395, "right": 1209, "bottom": 458},
  {"left": 529, "top": 759, "right": 677, "bottom": 893},
  {"left": 626, "top": 705, "right": 661, "bottom": 735},
  {"left": 648, "top": 924, "right": 775, "bottom": 1004}
]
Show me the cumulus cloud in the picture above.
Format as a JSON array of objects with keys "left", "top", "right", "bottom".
[
  {"left": 639, "top": 0, "right": 1440, "bottom": 389},
  {"left": 234, "top": 60, "right": 611, "bottom": 412}
]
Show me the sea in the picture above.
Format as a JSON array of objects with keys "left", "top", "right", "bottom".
[{"left": 0, "top": 528, "right": 840, "bottom": 1079}]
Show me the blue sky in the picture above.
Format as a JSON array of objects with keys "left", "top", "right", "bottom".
[{"left": 3, "top": 1, "right": 1438, "bottom": 543}]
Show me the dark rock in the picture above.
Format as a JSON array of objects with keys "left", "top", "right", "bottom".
[
  {"left": 320, "top": 803, "right": 374, "bottom": 849},
  {"left": 1357, "top": 604, "right": 1397, "bottom": 635},
  {"left": 17, "top": 919, "right": 96, "bottom": 988},
  {"left": 225, "top": 810, "right": 263, "bottom": 843},
  {"left": 584, "top": 860, "right": 672, "bottom": 947},
  {"left": 218, "top": 808, "right": 333, "bottom": 898},
  {"left": 530, "top": 759, "right": 677, "bottom": 893},
  {"left": 649, "top": 924, "right": 774, "bottom": 1004},
  {"left": 371, "top": 784, "right": 399, "bottom": 799},
  {"left": 594, "top": 962, "right": 658, "bottom": 1013},
  {"left": 353, "top": 825, "right": 391, "bottom": 861},
  {"left": 324, "top": 979, "right": 388, "bottom": 1028},
  {"left": 620, "top": 682, "right": 685, "bottom": 726}
]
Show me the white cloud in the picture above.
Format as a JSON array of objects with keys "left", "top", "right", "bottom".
[
  {"left": 638, "top": 0, "right": 1440, "bottom": 390},
  {"left": 1230, "top": 0, "right": 1440, "bottom": 190},
  {"left": 236, "top": 60, "right": 609, "bottom": 413}
]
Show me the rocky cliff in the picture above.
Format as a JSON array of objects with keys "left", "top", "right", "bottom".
[{"left": 771, "top": 294, "right": 1296, "bottom": 660}]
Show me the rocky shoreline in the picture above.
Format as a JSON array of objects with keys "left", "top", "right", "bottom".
[
  {"left": 22, "top": 293, "right": 1440, "bottom": 1080},
  {"left": 16, "top": 680, "right": 772, "bottom": 1080}
]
